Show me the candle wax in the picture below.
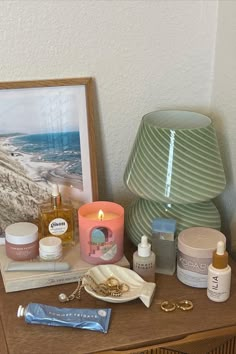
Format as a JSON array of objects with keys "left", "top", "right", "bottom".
[{"left": 85, "top": 212, "right": 118, "bottom": 221}]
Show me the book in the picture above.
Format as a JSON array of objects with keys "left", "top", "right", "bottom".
[{"left": 0, "top": 243, "right": 130, "bottom": 293}]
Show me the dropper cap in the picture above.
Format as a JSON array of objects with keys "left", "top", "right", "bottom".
[
  {"left": 212, "top": 241, "right": 228, "bottom": 269},
  {"left": 138, "top": 235, "right": 151, "bottom": 257}
]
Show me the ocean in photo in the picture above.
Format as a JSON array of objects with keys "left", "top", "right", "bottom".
[
  {"left": 4, "top": 131, "right": 83, "bottom": 188},
  {"left": 13, "top": 131, "right": 82, "bottom": 173}
]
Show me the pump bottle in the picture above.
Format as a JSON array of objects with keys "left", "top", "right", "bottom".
[
  {"left": 133, "top": 235, "right": 156, "bottom": 282},
  {"left": 207, "top": 241, "right": 231, "bottom": 302}
]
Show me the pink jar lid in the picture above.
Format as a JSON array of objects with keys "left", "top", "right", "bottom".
[{"left": 5, "top": 222, "right": 38, "bottom": 245}]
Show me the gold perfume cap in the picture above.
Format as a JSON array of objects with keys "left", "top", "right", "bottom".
[{"left": 212, "top": 241, "right": 228, "bottom": 269}]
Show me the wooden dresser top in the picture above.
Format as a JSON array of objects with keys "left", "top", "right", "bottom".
[{"left": 1, "top": 240, "right": 236, "bottom": 354}]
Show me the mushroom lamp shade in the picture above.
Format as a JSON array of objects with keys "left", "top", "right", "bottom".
[
  {"left": 125, "top": 197, "right": 221, "bottom": 246},
  {"left": 123, "top": 111, "right": 226, "bottom": 204}
]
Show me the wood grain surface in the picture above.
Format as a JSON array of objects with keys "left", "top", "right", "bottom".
[
  {"left": 0, "top": 316, "right": 8, "bottom": 354},
  {"left": 1, "top": 239, "right": 236, "bottom": 354}
]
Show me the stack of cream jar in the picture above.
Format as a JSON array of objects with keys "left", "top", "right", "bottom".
[{"left": 5, "top": 222, "right": 62, "bottom": 261}]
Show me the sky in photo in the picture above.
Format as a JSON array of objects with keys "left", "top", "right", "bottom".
[{"left": 0, "top": 86, "right": 81, "bottom": 135}]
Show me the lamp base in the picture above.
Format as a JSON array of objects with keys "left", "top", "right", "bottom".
[{"left": 125, "top": 198, "right": 221, "bottom": 246}]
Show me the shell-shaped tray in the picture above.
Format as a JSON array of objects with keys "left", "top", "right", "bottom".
[{"left": 82, "top": 264, "right": 156, "bottom": 308}]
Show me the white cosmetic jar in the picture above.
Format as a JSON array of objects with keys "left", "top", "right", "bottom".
[
  {"left": 5, "top": 222, "right": 39, "bottom": 261},
  {"left": 177, "top": 227, "right": 226, "bottom": 288},
  {"left": 39, "top": 236, "right": 62, "bottom": 261}
]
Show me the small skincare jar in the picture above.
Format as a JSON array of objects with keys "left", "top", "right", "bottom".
[
  {"left": 5, "top": 222, "right": 39, "bottom": 261},
  {"left": 39, "top": 236, "right": 62, "bottom": 261},
  {"left": 177, "top": 227, "right": 226, "bottom": 288}
]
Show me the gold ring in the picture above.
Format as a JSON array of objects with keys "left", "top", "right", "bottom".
[
  {"left": 160, "top": 301, "right": 176, "bottom": 312},
  {"left": 120, "top": 283, "right": 129, "bottom": 292},
  {"left": 106, "top": 277, "right": 119, "bottom": 287},
  {"left": 176, "top": 300, "right": 193, "bottom": 311}
]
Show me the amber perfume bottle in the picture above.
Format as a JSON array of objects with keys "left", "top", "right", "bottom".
[{"left": 39, "top": 184, "right": 74, "bottom": 246}]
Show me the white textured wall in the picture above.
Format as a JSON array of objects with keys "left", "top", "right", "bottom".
[
  {"left": 0, "top": 1, "right": 218, "bottom": 205},
  {"left": 211, "top": 1, "right": 236, "bottom": 252}
]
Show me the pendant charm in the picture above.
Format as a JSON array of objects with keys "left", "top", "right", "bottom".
[{"left": 58, "top": 293, "right": 69, "bottom": 303}]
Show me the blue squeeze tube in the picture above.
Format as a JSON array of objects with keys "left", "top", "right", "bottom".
[{"left": 17, "top": 303, "right": 112, "bottom": 333}]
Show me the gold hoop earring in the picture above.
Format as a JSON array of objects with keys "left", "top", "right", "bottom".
[{"left": 160, "top": 301, "right": 176, "bottom": 312}]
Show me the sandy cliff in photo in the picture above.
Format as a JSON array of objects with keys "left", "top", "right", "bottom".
[{"left": 0, "top": 147, "right": 49, "bottom": 233}]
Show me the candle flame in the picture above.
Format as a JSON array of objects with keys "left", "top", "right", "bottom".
[{"left": 98, "top": 209, "right": 104, "bottom": 221}]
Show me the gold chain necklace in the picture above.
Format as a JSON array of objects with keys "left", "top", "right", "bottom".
[{"left": 58, "top": 275, "right": 129, "bottom": 303}]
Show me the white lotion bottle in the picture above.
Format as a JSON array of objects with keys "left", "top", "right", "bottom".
[
  {"left": 207, "top": 241, "right": 231, "bottom": 302},
  {"left": 133, "top": 235, "right": 156, "bottom": 282}
]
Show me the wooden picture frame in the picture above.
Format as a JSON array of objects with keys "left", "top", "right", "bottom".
[{"left": 0, "top": 78, "right": 98, "bottom": 234}]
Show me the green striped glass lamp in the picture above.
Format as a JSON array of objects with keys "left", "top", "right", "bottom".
[{"left": 123, "top": 110, "right": 226, "bottom": 246}]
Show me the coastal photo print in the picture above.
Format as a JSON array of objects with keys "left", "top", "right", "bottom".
[{"left": 0, "top": 78, "right": 98, "bottom": 235}]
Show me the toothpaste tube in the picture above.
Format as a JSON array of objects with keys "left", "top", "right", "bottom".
[{"left": 17, "top": 303, "right": 111, "bottom": 333}]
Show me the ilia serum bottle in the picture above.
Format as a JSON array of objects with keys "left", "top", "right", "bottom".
[
  {"left": 39, "top": 184, "right": 74, "bottom": 246},
  {"left": 207, "top": 241, "right": 231, "bottom": 302}
]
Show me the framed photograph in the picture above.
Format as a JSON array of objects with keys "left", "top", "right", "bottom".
[{"left": 0, "top": 78, "right": 98, "bottom": 234}]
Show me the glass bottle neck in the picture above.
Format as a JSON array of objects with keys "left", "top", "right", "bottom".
[{"left": 51, "top": 194, "right": 61, "bottom": 208}]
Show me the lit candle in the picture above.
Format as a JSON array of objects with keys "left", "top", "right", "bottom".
[
  {"left": 86, "top": 210, "right": 118, "bottom": 221},
  {"left": 78, "top": 201, "right": 124, "bottom": 265}
]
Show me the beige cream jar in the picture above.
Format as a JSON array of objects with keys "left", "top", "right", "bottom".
[
  {"left": 177, "top": 227, "right": 226, "bottom": 288},
  {"left": 5, "top": 222, "right": 39, "bottom": 261}
]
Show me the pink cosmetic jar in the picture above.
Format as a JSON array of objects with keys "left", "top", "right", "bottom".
[{"left": 5, "top": 222, "right": 39, "bottom": 261}]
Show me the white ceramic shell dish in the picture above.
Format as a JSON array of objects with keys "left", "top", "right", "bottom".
[{"left": 82, "top": 264, "right": 156, "bottom": 308}]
